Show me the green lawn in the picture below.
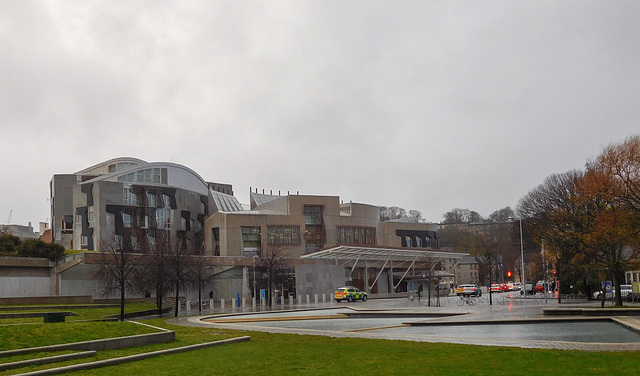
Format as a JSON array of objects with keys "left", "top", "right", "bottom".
[
  {"left": 0, "top": 302, "right": 160, "bottom": 323},
  {"left": 67, "top": 321, "right": 640, "bottom": 376},
  {"left": 2, "top": 313, "right": 639, "bottom": 375}
]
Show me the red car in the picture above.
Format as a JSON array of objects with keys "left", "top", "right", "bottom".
[{"left": 501, "top": 284, "right": 509, "bottom": 292}]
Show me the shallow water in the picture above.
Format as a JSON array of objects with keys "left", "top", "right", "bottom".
[{"left": 246, "top": 318, "right": 640, "bottom": 343}]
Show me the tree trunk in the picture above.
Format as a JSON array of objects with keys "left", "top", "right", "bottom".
[
  {"left": 120, "top": 282, "right": 125, "bottom": 321},
  {"left": 174, "top": 281, "right": 180, "bottom": 317},
  {"left": 613, "top": 273, "right": 623, "bottom": 306}
]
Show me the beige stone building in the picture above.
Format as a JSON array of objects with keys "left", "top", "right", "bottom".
[{"left": 204, "top": 191, "right": 440, "bottom": 258}]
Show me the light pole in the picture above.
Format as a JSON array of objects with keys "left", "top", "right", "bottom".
[
  {"left": 252, "top": 254, "right": 257, "bottom": 301},
  {"left": 511, "top": 217, "right": 526, "bottom": 296}
]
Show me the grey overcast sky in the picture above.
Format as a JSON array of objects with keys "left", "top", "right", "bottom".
[{"left": 2, "top": 1, "right": 640, "bottom": 227}]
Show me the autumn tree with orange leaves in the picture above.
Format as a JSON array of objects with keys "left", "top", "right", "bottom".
[{"left": 517, "top": 135, "right": 640, "bottom": 306}]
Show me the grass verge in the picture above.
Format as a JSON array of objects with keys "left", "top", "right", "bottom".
[{"left": 4, "top": 317, "right": 640, "bottom": 376}]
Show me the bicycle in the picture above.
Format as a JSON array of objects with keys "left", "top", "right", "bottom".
[{"left": 457, "top": 295, "right": 477, "bottom": 306}]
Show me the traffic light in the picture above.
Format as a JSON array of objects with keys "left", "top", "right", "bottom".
[{"left": 507, "top": 271, "right": 512, "bottom": 278}]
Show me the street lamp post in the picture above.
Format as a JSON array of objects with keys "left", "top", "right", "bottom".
[
  {"left": 518, "top": 218, "right": 525, "bottom": 288},
  {"left": 510, "top": 217, "right": 527, "bottom": 296},
  {"left": 252, "top": 254, "right": 257, "bottom": 302}
]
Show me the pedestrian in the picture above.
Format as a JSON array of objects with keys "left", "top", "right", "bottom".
[{"left": 209, "top": 290, "right": 213, "bottom": 299}]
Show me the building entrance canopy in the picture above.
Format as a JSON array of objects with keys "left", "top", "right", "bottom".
[
  {"left": 301, "top": 245, "right": 468, "bottom": 263},
  {"left": 301, "top": 246, "right": 470, "bottom": 293}
]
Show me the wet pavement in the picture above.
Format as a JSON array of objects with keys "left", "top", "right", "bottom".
[{"left": 164, "top": 294, "right": 640, "bottom": 351}]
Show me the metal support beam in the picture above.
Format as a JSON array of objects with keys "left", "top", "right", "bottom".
[
  {"left": 394, "top": 256, "right": 419, "bottom": 290},
  {"left": 349, "top": 254, "right": 361, "bottom": 277},
  {"left": 369, "top": 256, "right": 390, "bottom": 291}
]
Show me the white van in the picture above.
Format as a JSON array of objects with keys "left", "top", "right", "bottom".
[{"left": 593, "top": 284, "right": 632, "bottom": 299}]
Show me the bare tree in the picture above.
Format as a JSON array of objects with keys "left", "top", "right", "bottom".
[
  {"left": 257, "top": 243, "right": 290, "bottom": 306},
  {"left": 487, "top": 207, "right": 515, "bottom": 223},
  {"left": 185, "top": 244, "right": 216, "bottom": 313},
  {"left": 419, "top": 252, "right": 443, "bottom": 307},
  {"left": 476, "top": 234, "right": 498, "bottom": 305},
  {"left": 94, "top": 233, "right": 140, "bottom": 321},
  {"left": 131, "top": 232, "right": 172, "bottom": 316},
  {"left": 380, "top": 206, "right": 422, "bottom": 221},
  {"left": 168, "top": 236, "right": 192, "bottom": 317}
]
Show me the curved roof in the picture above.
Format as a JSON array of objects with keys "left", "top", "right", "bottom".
[
  {"left": 76, "top": 157, "right": 147, "bottom": 174},
  {"left": 82, "top": 160, "right": 209, "bottom": 195}
]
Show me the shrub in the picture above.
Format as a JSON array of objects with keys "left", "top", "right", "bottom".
[
  {"left": 0, "top": 233, "right": 21, "bottom": 253},
  {"left": 16, "top": 239, "right": 65, "bottom": 260}
]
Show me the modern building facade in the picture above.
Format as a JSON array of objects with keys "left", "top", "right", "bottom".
[
  {"left": 204, "top": 190, "right": 441, "bottom": 258},
  {"left": 50, "top": 157, "right": 212, "bottom": 252},
  {"left": 31, "top": 158, "right": 470, "bottom": 302}
]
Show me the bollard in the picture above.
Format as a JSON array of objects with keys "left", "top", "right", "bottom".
[
  {"left": 242, "top": 297, "right": 246, "bottom": 309},
  {"left": 186, "top": 300, "right": 191, "bottom": 312},
  {"left": 314, "top": 294, "right": 318, "bottom": 304},
  {"left": 298, "top": 295, "right": 302, "bottom": 304},
  {"left": 281, "top": 295, "right": 285, "bottom": 307},
  {"left": 210, "top": 299, "right": 214, "bottom": 310},
  {"left": 306, "top": 294, "right": 310, "bottom": 304},
  {"left": 252, "top": 297, "right": 256, "bottom": 309},
  {"left": 221, "top": 299, "right": 225, "bottom": 310},
  {"left": 322, "top": 293, "right": 326, "bottom": 303},
  {"left": 231, "top": 298, "right": 236, "bottom": 309},
  {"left": 289, "top": 295, "right": 294, "bottom": 305}
]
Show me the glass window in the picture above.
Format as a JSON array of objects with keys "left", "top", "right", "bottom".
[
  {"left": 147, "top": 235, "right": 156, "bottom": 249},
  {"left": 267, "top": 225, "right": 300, "bottom": 246},
  {"left": 123, "top": 188, "right": 138, "bottom": 205},
  {"left": 304, "top": 206, "right": 323, "bottom": 225},
  {"left": 336, "top": 226, "right": 376, "bottom": 245},
  {"left": 88, "top": 211, "right": 95, "bottom": 228},
  {"left": 156, "top": 208, "right": 170, "bottom": 229},
  {"left": 147, "top": 192, "right": 157, "bottom": 207},
  {"left": 123, "top": 213, "right": 132, "bottom": 228},
  {"left": 241, "top": 226, "right": 261, "bottom": 248}
]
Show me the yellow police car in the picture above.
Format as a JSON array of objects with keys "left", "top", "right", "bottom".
[{"left": 334, "top": 286, "right": 368, "bottom": 302}]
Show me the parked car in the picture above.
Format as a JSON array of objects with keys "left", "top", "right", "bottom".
[
  {"left": 523, "top": 283, "right": 536, "bottom": 295},
  {"left": 535, "top": 280, "right": 547, "bottom": 292},
  {"left": 334, "top": 287, "right": 367, "bottom": 302},
  {"left": 506, "top": 282, "right": 515, "bottom": 291},
  {"left": 490, "top": 283, "right": 501, "bottom": 292},
  {"left": 593, "top": 285, "right": 632, "bottom": 300},
  {"left": 513, "top": 282, "right": 522, "bottom": 291},
  {"left": 501, "top": 284, "right": 509, "bottom": 292},
  {"left": 458, "top": 284, "right": 482, "bottom": 297}
]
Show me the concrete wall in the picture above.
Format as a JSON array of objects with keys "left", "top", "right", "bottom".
[
  {"left": 296, "top": 262, "right": 344, "bottom": 298},
  {"left": 0, "top": 275, "right": 51, "bottom": 298}
]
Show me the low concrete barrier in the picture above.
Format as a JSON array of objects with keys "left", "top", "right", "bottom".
[
  {"left": 13, "top": 336, "right": 250, "bottom": 376},
  {"left": 0, "top": 329, "right": 175, "bottom": 358},
  {"left": 0, "top": 351, "right": 96, "bottom": 371},
  {"left": 0, "top": 296, "right": 93, "bottom": 305},
  {"left": 0, "top": 311, "right": 77, "bottom": 320}
]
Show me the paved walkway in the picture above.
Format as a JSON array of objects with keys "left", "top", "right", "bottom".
[{"left": 165, "top": 295, "right": 640, "bottom": 351}]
